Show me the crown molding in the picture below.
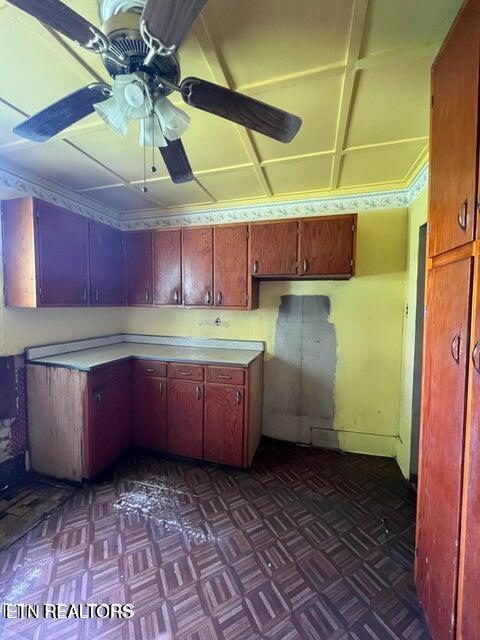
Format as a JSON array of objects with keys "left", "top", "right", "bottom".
[
  {"left": 0, "top": 158, "right": 120, "bottom": 228},
  {"left": 0, "top": 157, "right": 428, "bottom": 230},
  {"left": 122, "top": 164, "right": 429, "bottom": 229}
]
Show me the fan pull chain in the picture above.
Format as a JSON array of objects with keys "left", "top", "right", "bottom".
[
  {"left": 151, "top": 111, "right": 157, "bottom": 174},
  {"left": 142, "top": 119, "right": 148, "bottom": 193}
]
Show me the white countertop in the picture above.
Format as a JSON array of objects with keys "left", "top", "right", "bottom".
[{"left": 29, "top": 343, "right": 263, "bottom": 371}]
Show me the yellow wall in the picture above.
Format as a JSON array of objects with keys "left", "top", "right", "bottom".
[
  {"left": 124, "top": 209, "right": 408, "bottom": 458},
  {"left": 397, "top": 189, "right": 428, "bottom": 476}
]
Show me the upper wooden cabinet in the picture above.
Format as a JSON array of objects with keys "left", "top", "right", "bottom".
[
  {"left": 125, "top": 231, "right": 153, "bottom": 306},
  {"left": 214, "top": 225, "right": 249, "bottom": 309},
  {"left": 429, "top": 0, "right": 480, "bottom": 257},
  {"left": 298, "top": 216, "right": 355, "bottom": 277},
  {"left": 89, "top": 221, "right": 124, "bottom": 306},
  {"left": 153, "top": 229, "right": 182, "bottom": 306},
  {"left": 182, "top": 227, "right": 213, "bottom": 306},
  {"left": 249, "top": 221, "right": 298, "bottom": 276},
  {"left": 2, "top": 197, "right": 89, "bottom": 307}
]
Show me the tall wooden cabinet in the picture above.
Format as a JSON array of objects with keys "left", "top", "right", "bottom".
[{"left": 417, "top": 2, "right": 480, "bottom": 638}]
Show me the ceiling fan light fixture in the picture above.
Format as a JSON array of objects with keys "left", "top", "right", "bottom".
[
  {"left": 138, "top": 98, "right": 190, "bottom": 147},
  {"left": 94, "top": 97, "right": 129, "bottom": 136}
]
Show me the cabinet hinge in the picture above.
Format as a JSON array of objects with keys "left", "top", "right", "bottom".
[
  {"left": 35, "top": 207, "right": 40, "bottom": 220},
  {"left": 37, "top": 287, "right": 42, "bottom": 300},
  {"left": 431, "top": 94, "right": 434, "bottom": 109},
  {"left": 246, "top": 230, "right": 249, "bottom": 239},
  {"left": 352, "top": 224, "right": 355, "bottom": 232},
  {"left": 245, "top": 294, "right": 249, "bottom": 303},
  {"left": 350, "top": 259, "right": 354, "bottom": 267},
  {"left": 424, "top": 306, "right": 428, "bottom": 318},
  {"left": 415, "top": 545, "right": 419, "bottom": 558},
  {"left": 297, "top": 226, "right": 300, "bottom": 235},
  {"left": 426, "top": 222, "right": 431, "bottom": 234}
]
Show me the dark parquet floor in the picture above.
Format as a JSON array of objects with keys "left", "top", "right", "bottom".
[{"left": 0, "top": 439, "right": 430, "bottom": 639}]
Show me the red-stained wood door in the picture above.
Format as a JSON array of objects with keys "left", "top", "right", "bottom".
[
  {"left": 125, "top": 231, "right": 153, "bottom": 306},
  {"left": 416, "top": 257, "right": 472, "bottom": 640},
  {"left": 249, "top": 222, "right": 297, "bottom": 276},
  {"left": 457, "top": 256, "right": 480, "bottom": 640},
  {"left": 167, "top": 380, "right": 203, "bottom": 458},
  {"left": 153, "top": 229, "right": 182, "bottom": 306},
  {"left": 36, "top": 201, "right": 89, "bottom": 306},
  {"left": 204, "top": 384, "right": 244, "bottom": 466},
  {"left": 182, "top": 227, "right": 213, "bottom": 306},
  {"left": 214, "top": 225, "right": 248, "bottom": 308},
  {"left": 91, "top": 378, "right": 132, "bottom": 476},
  {"left": 89, "top": 221, "right": 124, "bottom": 306},
  {"left": 429, "top": 0, "right": 480, "bottom": 257},
  {"left": 133, "top": 376, "right": 167, "bottom": 451},
  {"left": 298, "top": 216, "right": 355, "bottom": 277}
]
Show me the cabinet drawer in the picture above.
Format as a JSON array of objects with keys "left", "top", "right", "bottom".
[
  {"left": 206, "top": 366, "right": 245, "bottom": 386},
  {"left": 134, "top": 360, "right": 167, "bottom": 378},
  {"left": 169, "top": 363, "right": 204, "bottom": 381},
  {"left": 91, "top": 361, "right": 131, "bottom": 389}
]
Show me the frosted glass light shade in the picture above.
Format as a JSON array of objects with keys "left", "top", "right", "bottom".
[{"left": 94, "top": 97, "right": 129, "bottom": 136}]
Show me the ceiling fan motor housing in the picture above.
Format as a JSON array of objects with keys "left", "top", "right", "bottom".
[{"left": 101, "top": 11, "right": 180, "bottom": 97}]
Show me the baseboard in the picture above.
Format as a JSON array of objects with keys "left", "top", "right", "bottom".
[{"left": 310, "top": 428, "right": 398, "bottom": 458}]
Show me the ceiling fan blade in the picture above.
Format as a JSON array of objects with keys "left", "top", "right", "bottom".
[
  {"left": 142, "top": 0, "right": 207, "bottom": 50},
  {"left": 13, "top": 84, "right": 112, "bottom": 143},
  {"left": 181, "top": 78, "right": 302, "bottom": 143},
  {"left": 6, "top": 0, "right": 108, "bottom": 52},
  {"left": 159, "top": 139, "right": 194, "bottom": 184}
]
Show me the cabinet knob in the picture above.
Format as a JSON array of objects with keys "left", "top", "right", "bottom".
[
  {"left": 159, "top": 382, "right": 164, "bottom": 394},
  {"left": 458, "top": 199, "right": 468, "bottom": 230},
  {"left": 196, "top": 386, "right": 202, "bottom": 400},
  {"left": 145, "top": 290, "right": 150, "bottom": 302},
  {"left": 217, "top": 291, "right": 223, "bottom": 305},
  {"left": 206, "top": 290, "right": 212, "bottom": 305},
  {"left": 303, "top": 259, "right": 309, "bottom": 274},
  {"left": 96, "top": 393, "right": 101, "bottom": 408},
  {"left": 253, "top": 260, "right": 259, "bottom": 274},
  {"left": 174, "top": 290, "right": 179, "bottom": 304},
  {"left": 236, "top": 389, "right": 242, "bottom": 404},
  {"left": 82, "top": 288, "right": 87, "bottom": 302},
  {"left": 94, "top": 289, "right": 99, "bottom": 302}
]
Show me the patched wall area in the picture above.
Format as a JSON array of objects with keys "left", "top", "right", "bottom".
[
  {"left": 264, "top": 296, "right": 337, "bottom": 444},
  {"left": 0, "top": 355, "right": 28, "bottom": 475}
]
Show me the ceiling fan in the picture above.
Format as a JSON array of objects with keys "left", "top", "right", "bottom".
[{"left": 7, "top": 0, "right": 303, "bottom": 186}]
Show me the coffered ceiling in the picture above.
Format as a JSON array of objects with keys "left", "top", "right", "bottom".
[{"left": 0, "top": 0, "right": 461, "bottom": 218}]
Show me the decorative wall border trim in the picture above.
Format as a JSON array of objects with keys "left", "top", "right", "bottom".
[
  {"left": 122, "top": 164, "right": 429, "bottom": 229},
  {"left": 0, "top": 158, "right": 120, "bottom": 227},
  {"left": 0, "top": 157, "right": 428, "bottom": 230}
]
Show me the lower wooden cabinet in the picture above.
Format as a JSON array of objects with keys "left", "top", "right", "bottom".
[
  {"left": 27, "top": 353, "right": 263, "bottom": 481},
  {"left": 204, "top": 385, "right": 244, "bottom": 466},
  {"left": 91, "top": 377, "right": 132, "bottom": 477},
  {"left": 133, "top": 376, "right": 167, "bottom": 451},
  {"left": 167, "top": 380, "right": 204, "bottom": 458}
]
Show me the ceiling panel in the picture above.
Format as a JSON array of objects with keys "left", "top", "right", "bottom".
[
  {"left": 250, "top": 75, "right": 342, "bottom": 162},
  {"left": 140, "top": 179, "right": 213, "bottom": 209},
  {"left": 197, "top": 167, "right": 265, "bottom": 202},
  {"left": 1, "top": 142, "right": 122, "bottom": 191},
  {"left": 68, "top": 123, "right": 170, "bottom": 183},
  {"left": 339, "top": 140, "right": 428, "bottom": 188},
  {"left": 83, "top": 184, "right": 160, "bottom": 211},
  {"left": 0, "top": 0, "right": 461, "bottom": 213},
  {"left": 204, "top": 0, "right": 354, "bottom": 88},
  {"left": 347, "top": 58, "right": 432, "bottom": 147},
  {"left": 264, "top": 155, "right": 333, "bottom": 195},
  {"left": 361, "top": 0, "right": 463, "bottom": 57},
  {"left": 179, "top": 104, "right": 252, "bottom": 171}
]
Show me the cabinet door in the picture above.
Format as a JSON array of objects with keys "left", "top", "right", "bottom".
[
  {"left": 153, "top": 229, "right": 182, "bottom": 305},
  {"left": 299, "top": 216, "right": 354, "bottom": 276},
  {"left": 125, "top": 231, "right": 153, "bottom": 306},
  {"left": 249, "top": 222, "right": 297, "bottom": 276},
  {"left": 429, "top": 0, "right": 480, "bottom": 257},
  {"left": 182, "top": 227, "right": 213, "bottom": 306},
  {"left": 214, "top": 225, "right": 248, "bottom": 308},
  {"left": 36, "top": 201, "right": 89, "bottom": 306},
  {"left": 91, "top": 378, "right": 132, "bottom": 476},
  {"left": 133, "top": 377, "right": 167, "bottom": 451},
  {"left": 204, "top": 385, "right": 244, "bottom": 466},
  {"left": 416, "top": 257, "right": 472, "bottom": 640},
  {"left": 90, "top": 221, "right": 124, "bottom": 306},
  {"left": 458, "top": 257, "right": 480, "bottom": 640},
  {"left": 167, "top": 380, "right": 203, "bottom": 458}
]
